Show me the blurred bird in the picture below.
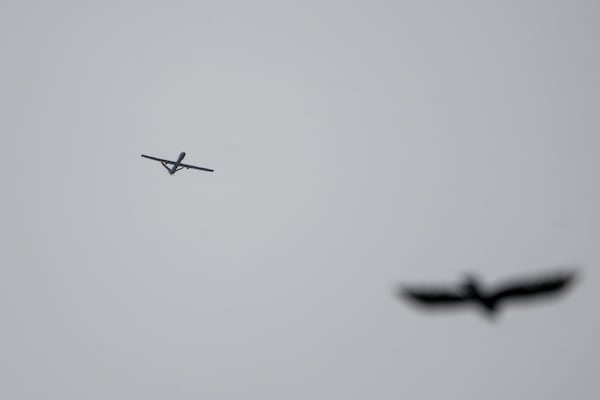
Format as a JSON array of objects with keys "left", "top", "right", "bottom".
[{"left": 399, "top": 269, "right": 578, "bottom": 318}]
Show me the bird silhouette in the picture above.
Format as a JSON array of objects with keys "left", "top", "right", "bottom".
[{"left": 399, "top": 269, "right": 577, "bottom": 318}]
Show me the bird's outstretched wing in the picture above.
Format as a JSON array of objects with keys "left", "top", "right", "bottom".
[
  {"left": 400, "top": 286, "right": 469, "bottom": 307},
  {"left": 490, "top": 270, "right": 577, "bottom": 303}
]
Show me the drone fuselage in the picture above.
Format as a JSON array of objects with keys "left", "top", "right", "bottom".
[{"left": 167, "top": 152, "right": 186, "bottom": 174}]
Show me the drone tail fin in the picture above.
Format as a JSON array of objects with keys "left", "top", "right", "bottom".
[{"left": 479, "top": 298, "right": 500, "bottom": 318}]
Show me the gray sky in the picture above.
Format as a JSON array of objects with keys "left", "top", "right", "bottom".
[{"left": 1, "top": 1, "right": 599, "bottom": 399}]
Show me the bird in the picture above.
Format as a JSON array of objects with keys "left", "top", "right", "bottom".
[{"left": 399, "top": 269, "right": 578, "bottom": 318}]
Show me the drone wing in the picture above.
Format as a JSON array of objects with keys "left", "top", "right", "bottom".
[
  {"left": 141, "top": 155, "right": 214, "bottom": 172},
  {"left": 178, "top": 162, "right": 214, "bottom": 172},
  {"left": 141, "top": 154, "right": 177, "bottom": 165},
  {"left": 491, "top": 270, "right": 577, "bottom": 303},
  {"left": 400, "top": 285, "right": 469, "bottom": 307}
]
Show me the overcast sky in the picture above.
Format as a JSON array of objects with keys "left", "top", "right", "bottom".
[{"left": 1, "top": 1, "right": 599, "bottom": 399}]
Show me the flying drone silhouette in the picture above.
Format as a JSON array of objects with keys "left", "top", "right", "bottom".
[{"left": 399, "top": 269, "right": 577, "bottom": 317}]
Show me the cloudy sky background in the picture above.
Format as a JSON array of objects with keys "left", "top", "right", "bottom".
[{"left": 1, "top": 1, "right": 599, "bottom": 399}]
